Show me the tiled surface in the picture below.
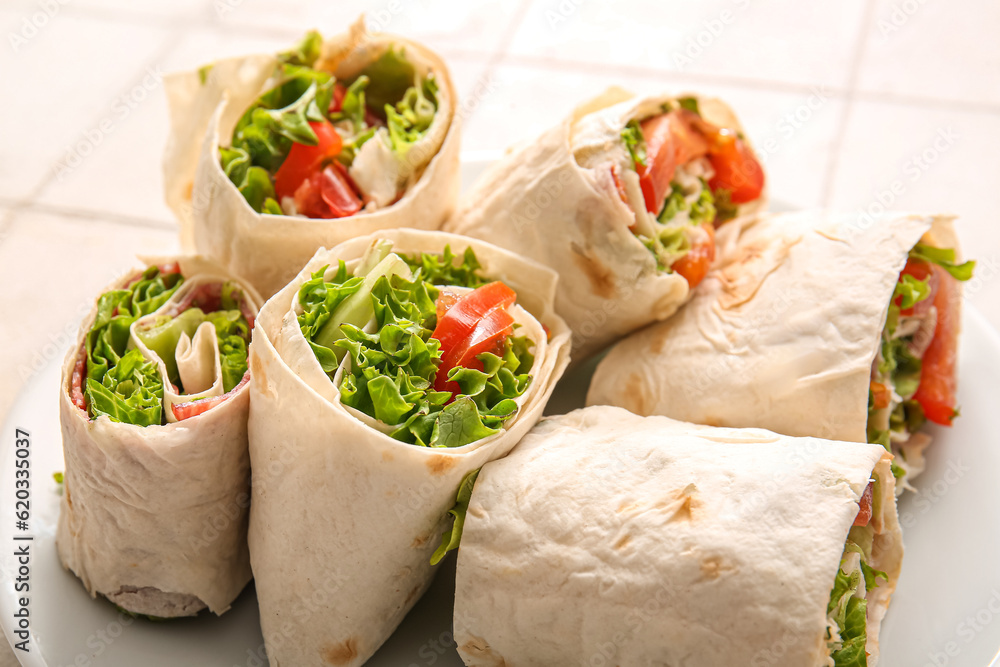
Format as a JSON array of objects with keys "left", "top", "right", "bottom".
[{"left": 0, "top": 2, "right": 998, "bottom": 658}]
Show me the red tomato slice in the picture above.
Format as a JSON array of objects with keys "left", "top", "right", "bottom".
[
  {"left": 913, "top": 265, "right": 960, "bottom": 426},
  {"left": 436, "top": 289, "right": 461, "bottom": 321},
  {"left": 854, "top": 482, "right": 874, "bottom": 527},
  {"left": 707, "top": 130, "right": 765, "bottom": 204},
  {"left": 435, "top": 308, "right": 515, "bottom": 394},
  {"left": 274, "top": 120, "right": 343, "bottom": 201},
  {"left": 171, "top": 372, "right": 250, "bottom": 421},
  {"left": 671, "top": 223, "right": 716, "bottom": 288},
  {"left": 431, "top": 282, "right": 518, "bottom": 394},
  {"left": 319, "top": 164, "right": 363, "bottom": 217},
  {"left": 637, "top": 111, "right": 711, "bottom": 215},
  {"left": 870, "top": 381, "right": 891, "bottom": 410},
  {"left": 896, "top": 258, "right": 940, "bottom": 317}
]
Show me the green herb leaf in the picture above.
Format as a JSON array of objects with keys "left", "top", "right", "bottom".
[{"left": 430, "top": 468, "right": 480, "bottom": 565}]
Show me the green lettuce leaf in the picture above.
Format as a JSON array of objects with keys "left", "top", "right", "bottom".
[
  {"left": 358, "top": 46, "right": 417, "bottom": 114},
  {"left": 84, "top": 267, "right": 183, "bottom": 423},
  {"left": 300, "top": 247, "right": 534, "bottom": 449},
  {"left": 657, "top": 178, "right": 716, "bottom": 225},
  {"left": 86, "top": 348, "right": 163, "bottom": 426},
  {"left": 621, "top": 119, "right": 646, "bottom": 171},
  {"left": 910, "top": 242, "right": 975, "bottom": 281},
  {"left": 206, "top": 309, "right": 250, "bottom": 392},
  {"left": 277, "top": 30, "right": 322, "bottom": 68},
  {"left": 676, "top": 96, "right": 700, "bottom": 115},
  {"left": 386, "top": 76, "right": 438, "bottom": 157},
  {"left": 135, "top": 308, "right": 205, "bottom": 386},
  {"left": 402, "top": 246, "right": 486, "bottom": 289},
  {"left": 430, "top": 468, "right": 479, "bottom": 565},
  {"left": 330, "top": 75, "right": 370, "bottom": 128}
]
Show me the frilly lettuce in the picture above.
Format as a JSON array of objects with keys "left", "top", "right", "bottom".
[
  {"left": 298, "top": 248, "right": 534, "bottom": 449},
  {"left": 84, "top": 267, "right": 183, "bottom": 424}
]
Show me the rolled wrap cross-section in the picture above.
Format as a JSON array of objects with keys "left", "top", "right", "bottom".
[
  {"left": 454, "top": 406, "right": 903, "bottom": 667},
  {"left": 164, "top": 19, "right": 461, "bottom": 298},
  {"left": 446, "top": 87, "right": 766, "bottom": 361},
  {"left": 57, "top": 256, "right": 262, "bottom": 617},
  {"left": 247, "top": 229, "right": 571, "bottom": 666},
  {"left": 588, "top": 210, "right": 972, "bottom": 489}
]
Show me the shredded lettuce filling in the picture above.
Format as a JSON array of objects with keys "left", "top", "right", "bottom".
[
  {"left": 218, "top": 32, "right": 438, "bottom": 214},
  {"left": 84, "top": 267, "right": 184, "bottom": 425},
  {"left": 298, "top": 245, "right": 534, "bottom": 449},
  {"left": 867, "top": 243, "right": 974, "bottom": 482},
  {"left": 82, "top": 271, "right": 252, "bottom": 425},
  {"left": 619, "top": 114, "right": 718, "bottom": 272},
  {"left": 826, "top": 524, "right": 889, "bottom": 666}
]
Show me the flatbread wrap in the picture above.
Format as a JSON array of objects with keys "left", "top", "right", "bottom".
[
  {"left": 56, "top": 256, "right": 262, "bottom": 617},
  {"left": 453, "top": 406, "right": 903, "bottom": 667},
  {"left": 588, "top": 210, "right": 975, "bottom": 491},
  {"left": 164, "top": 21, "right": 461, "bottom": 298},
  {"left": 445, "top": 88, "right": 767, "bottom": 360},
  {"left": 247, "top": 229, "right": 571, "bottom": 666}
]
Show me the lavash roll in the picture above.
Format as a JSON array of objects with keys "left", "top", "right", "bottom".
[
  {"left": 247, "top": 229, "right": 571, "bottom": 666},
  {"left": 163, "top": 19, "right": 461, "bottom": 299}
]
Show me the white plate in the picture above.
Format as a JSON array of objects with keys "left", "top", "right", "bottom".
[{"left": 3, "top": 159, "right": 1000, "bottom": 666}]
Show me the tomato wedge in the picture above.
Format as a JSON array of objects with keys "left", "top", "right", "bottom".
[
  {"left": 274, "top": 120, "right": 343, "bottom": 201},
  {"left": 293, "top": 164, "right": 363, "bottom": 219},
  {"left": 896, "top": 257, "right": 940, "bottom": 317},
  {"left": 431, "top": 282, "right": 518, "bottom": 394},
  {"left": 706, "top": 129, "right": 765, "bottom": 204},
  {"left": 320, "top": 164, "right": 363, "bottom": 216},
  {"left": 913, "top": 265, "right": 960, "bottom": 426},
  {"left": 638, "top": 112, "right": 710, "bottom": 215},
  {"left": 171, "top": 372, "right": 250, "bottom": 421},
  {"left": 671, "top": 222, "right": 716, "bottom": 288},
  {"left": 853, "top": 482, "right": 874, "bottom": 527}
]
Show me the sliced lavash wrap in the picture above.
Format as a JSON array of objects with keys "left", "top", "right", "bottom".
[
  {"left": 57, "top": 256, "right": 262, "bottom": 617},
  {"left": 588, "top": 210, "right": 966, "bottom": 488},
  {"left": 247, "top": 229, "right": 571, "bottom": 667},
  {"left": 453, "top": 406, "right": 903, "bottom": 667},
  {"left": 445, "top": 87, "right": 766, "bottom": 361},
  {"left": 163, "top": 19, "right": 461, "bottom": 299}
]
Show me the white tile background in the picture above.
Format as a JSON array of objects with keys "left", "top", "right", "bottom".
[{"left": 0, "top": 1, "right": 997, "bottom": 660}]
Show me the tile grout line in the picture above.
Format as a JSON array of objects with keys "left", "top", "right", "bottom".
[
  {"left": 54, "top": 3, "right": 1000, "bottom": 114},
  {"left": 458, "top": 0, "right": 536, "bottom": 129},
  {"left": 17, "top": 202, "right": 177, "bottom": 232},
  {"left": 818, "top": 0, "right": 878, "bottom": 208},
  {"left": 1, "top": 25, "right": 190, "bottom": 242}
]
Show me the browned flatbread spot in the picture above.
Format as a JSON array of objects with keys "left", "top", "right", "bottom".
[
  {"left": 381, "top": 450, "right": 394, "bottom": 463},
  {"left": 570, "top": 242, "right": 616, "bottom": 299},
  {"left": 623, "top": 372, "right": 648, "bottom": 415},
  {"left": 700, "top": 555, "right": 735, "bottom": 581},
  {"left": 322, "top": 637, "right": 359, "bottom": 665},
  {"left": 411, "top": 534, "right": 429, "bottom": 548},
  {"left": 183, "top": 180, "right": 193, "bottom": 201},
  {"left": 249, "top": 353, "right": 267, "bottom": 393},
  {"left": 460, "top": 636, "right": 508, "bottom": 667},
  {"left": 664, "top": 484, "right": 699, "bottom": 523},
  {"left": 426, "top": 454, "right": 458, "bottom": 476},
  {"left": 614, "top": 533, "right": 632, "bottom": 550}
]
